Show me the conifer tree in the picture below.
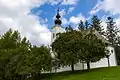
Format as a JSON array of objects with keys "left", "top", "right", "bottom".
[
  {"left": 78, "top": 20, "right": 85, "bottom": 30},
  {"left": 91, "top": 15, "right": 104, "bottom": 35},
  {"left": 105, "top": 17, "right": 120, "bottom": 65},
  {"left": 85, "top": 20, "right": 89, "bottom": 29},
  {"left": 105, "top": 17, "right": 119, "bottom": 45}
]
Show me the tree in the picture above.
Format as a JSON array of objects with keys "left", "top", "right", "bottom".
[
  {"left": 51, "top": 30, "right": 83, "bottom": 72},
  {"left": 105, "top": 50, "right": 111, "bottom": 67},
  {"left": 65, "top": 25, "right": 73, "bottom": 32},
  {"left": 85, "top": 20, "right": 90, "bottom": 30},
  {"left": 78, "top": 20, "right": 85, "bottom": 30},
  {"left": 0, "top": 29, "right": 31, "bottom": 79},
  {"left": 105, "top": 17, "right": 119, "bottom": 45},
  {"left": 17, "top": 45, "right": 52, "bottom": 79},
  {"left": 0, "top": 29, "right": 52, "bottom": 79},
  {"left": 104, "top": 17, "right": 120, "bottom": 65},
  {"left": 78, "top": 29, "right": 107, "bottom": 70},
  {"left": 91, "top": 15, "right": 104, "bottom": 35}
]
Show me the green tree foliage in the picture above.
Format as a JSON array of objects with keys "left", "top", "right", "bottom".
[
  {"left": 85, "top": 20, "right": 90, "bottom": 29},
  {"left": 105, "top": 17, "right": 119, "bottom": 45},
  {"left": 78, "top": 30, "right": 107, "bottom": 70},
  {"left": 104, "top": 17, "right": 120, "bottom": 65},
  {"left": 0, "top": 29, "right": 31, "bottom": 79},
  {"left": 51, "top": 30, "right": 83, "bottom": 72},
  {"left": 78, "top": 20, "right": 90, "bottom": 31},
  {"left": 52, "top": 27, "right": 107, "bottom": 71},
  {"left": 0, "top": 29, "right": 51, "bottom": 79},
  {"left": 17, "top": 45, "right": 52, "bottom": 78},
  {"left": 91, "top": 15, "right": 104, "bottom": 35},
  {"left": 78, "top": 20, "right": 85, "bottom": 30},
  {"left": 65, "top": 25, "right": 73, "bottom": 32}
]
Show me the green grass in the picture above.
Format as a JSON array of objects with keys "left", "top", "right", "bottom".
[{"left": 41, "top": 66, "right": 120, "bottom": 80}]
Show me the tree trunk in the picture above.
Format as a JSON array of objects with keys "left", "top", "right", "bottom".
[
  {"left": 71, "top": 61, "right": 74, "bottom": 72},
  {"left": 107, "top": 57, "right": 110, "bottom": 67},
  {"left": 87, "top": 62, "right": 90, "bottom": 71},
  {"left": 82, "top": 63, "right": 84, "bottom": 70}
]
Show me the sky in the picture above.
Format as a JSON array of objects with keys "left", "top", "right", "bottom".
[{"left": 0, "top": 0, "right": 120, "bottom": 46}]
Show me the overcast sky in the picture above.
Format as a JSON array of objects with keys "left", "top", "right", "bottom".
[{"left": 0, "top": 0, "right": 120, "bottom": 46}]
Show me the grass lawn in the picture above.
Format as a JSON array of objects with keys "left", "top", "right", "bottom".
[{"left": 40, "top": 66, "right": 120, "bottom": 80}]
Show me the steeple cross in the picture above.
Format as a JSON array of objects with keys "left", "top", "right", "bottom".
[{"left": 57, "top": 7, "right": 59, "bottom": 13}]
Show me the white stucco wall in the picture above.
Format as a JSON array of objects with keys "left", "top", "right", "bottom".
[
  {"left": 51, "top": 25, "right": 65, "bottom": 43},
  {"left": 82, "top": 46, "right": 117, "bottom": 70},
  {"left": 50, "top": 25, "right": 65, "bottom": 58}
]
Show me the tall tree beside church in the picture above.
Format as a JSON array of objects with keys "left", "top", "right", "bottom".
[
  {"left": 51, "top": 30, "right": 83, "bottom": 72},
  {"left": 78, "top": 30, "right": 108, "bottom": 70},
  {"left": 105, "top": 17, "right": 119, "bottom": 45},
  {"left": 52, "top": 28, "right": 107, "bottom": 71},
  {"left": 91, "top": 15, "right": 104, "bottom": 35},
  {"left": 104, "top": 17, "right": 120, "bottom": 64}
]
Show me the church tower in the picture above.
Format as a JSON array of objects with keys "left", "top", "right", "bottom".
[{"left": 51, "top": 8, "right": 65, "bottom": 43}]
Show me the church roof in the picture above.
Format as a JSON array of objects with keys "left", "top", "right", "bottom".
[{"left": 82, "top": 28, "right": 111, "bottom": 44}]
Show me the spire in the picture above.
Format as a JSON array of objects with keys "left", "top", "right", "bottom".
[
  {"left": 55, "top": 7, "right": 62, "bottom": 25},
  {"left": 57, "top": 7, "right": 59, "bottom": 13}
]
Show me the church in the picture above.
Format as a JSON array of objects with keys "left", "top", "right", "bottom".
[{"left": 50, "top": 8, "right": 117, "bottom": 72}]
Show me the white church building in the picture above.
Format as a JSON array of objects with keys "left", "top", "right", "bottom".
[{"left": 50, "top": 9, "right": 117, "bottom": 72}]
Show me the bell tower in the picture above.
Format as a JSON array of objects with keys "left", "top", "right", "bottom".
[{"left": 51, "top": 8, "right": 65, "bottom": 43}]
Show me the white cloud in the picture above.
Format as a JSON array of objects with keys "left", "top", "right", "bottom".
[
  {"left": 59, "top": 9, "right": 69, "bottom": 25},
  {"left": 0, "top": 0, "right": 53, "bottom": 46},
  {"left": 115, "top": 18, "right": 120, "bottom": 29},
  {"left": 62, "top": 0, "right": 79, "bottom": 5},
  {"left": 62, "top": 18, "right": 69, "bottom": 25},
  {"left": 68, "top": 7, "right": 75, "bottom": 13},
  {"left": 53, "top": 9, "right": 66, "bottom": 19},
  {"left": 102, "top": 0, "right": 120, "bottom": 14},
  {"left": 90, "top": 0, "right": 103, "bottom": 15},
  {"left": 48, "top": 0, "right": 62, "bottom": 5},
  {"left": 100, "top": 15, "right": 120, "bottom": 32},
  {"left": 0, "top": 0, "right": 82, "bottom": 46},
  {"left": 90, "top": 0, "right": 120, "bottom": 31},
  {"left": 90, "top": 0, "right": 120, "bottom": 15},
  {"left": 101, "top": 16, "right": 107, "bottom": 31},
  {"left": 69, "top": 13, "right": 86, "bottom": 24},
  {"left": 59, "top": 9, "right": 66, "bottom": 17}
]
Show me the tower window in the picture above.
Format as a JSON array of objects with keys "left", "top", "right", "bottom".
[
  {"left": 53, "top": 33, "right": 55, "bottom": 38},
  {"left": 105, "top": 43, "right": 108, "bottom": 46},
  {"left": 111, "top": 50, "right": 113, "bottom": 53}
]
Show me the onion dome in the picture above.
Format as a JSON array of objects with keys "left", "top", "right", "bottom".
[{"left": 54, "top": 8, "right": 62, "bottom": 25}]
